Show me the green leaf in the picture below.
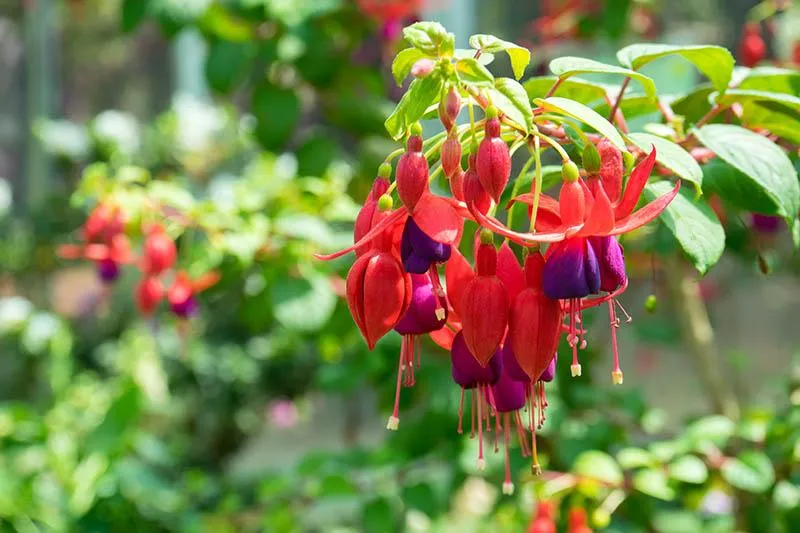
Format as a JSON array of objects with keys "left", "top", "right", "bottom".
[
  {"left": 85, "top": 384, "right": 141, "bottom": 456},
  {"left": 720, "top": 451, "right": 775, "bottom": 493},
  {"left": 643, "top": 182, "right": 724, "bottom": 275},
  {"left": 633, "top": 468, "right": 676, "bottom": 500},
  {"left": 669, "top": 84, "right": 715, "bottom": 124},
  {"left": 456, "top": 57, "right": 494, "bottom": 86},
  {"left": 653, "top": 511, "right": 704, "bottom": 533},
  {"left": 402, "top": 22, "right": 455, "bottom": 57},
  {"left": 391, "top": 48, "right": 427, "bottom": 86},
  {"left": 319, "top": 475, "right": 357, "bottom": 496},
  {"left": 205, "top": 40, "right": 256, "bottom": 94},
  {"left": 572, "top": 451, "right": 623, "bottom": 485},
  {"left": 629, "top": 133, "right": 703, "bottom": 190},
  {"left": 702, "top": 160, "right": 782, "bottom": 216},
  {"left": 685, "top": 415, "right": 735, "bottom": 448},
  {"left": 548, "top": 56, "right": 656, "bottom": 100},
  {"left": 271, "top": 273, "right": 336, "bottom": 333},
  {"left": 668, "top": 455, "right": 709, "bottom": 484},
  {"left": 593, "top": 93, "right": 661, "bottom": 120},
  {"left": 362, "top": 497, "right": 397, "bottom": 533},
  {"left": 773, "top": 481, "right": 800, "bottom": 510},
  {"left": 617, "top": 447, "right": 658, "bottom": 469},
  {"left": 454, "top": 48, "right": 494, "bottom": 65},
  {"left": 694, "top": 124, "right": 800, "bottom": 222},
  {"left": 252, "top": 83, "right": 300, "bottom": 150},
  {"left": 617, "top": 44, "right": 734, "bottom": 93},
  {"left": 740, "top": 103, "right": 800, "bottom": 144},
  {"left": 384, "top": 74, "right": 444, "bottom": 140},
  {"left": 736, "top": 66, "right": 800, "bottom": 95},
  {"left": 535, "top": 97, "right": 625, "bottom": 150},
  {"left": 524, "top": 76, "right": 607, "bottom": 105},
  {"left": 468, "top": 34, "right": 530, "bottom": 79},
  {"left": 490, "top": 78, "right": 533, "bottom": 133},
  {"left": 712, "top": 88, "right": 800, "bottom": 114},
  {"left": 122, "top": 0, "right": 150, "bottom": 32}
]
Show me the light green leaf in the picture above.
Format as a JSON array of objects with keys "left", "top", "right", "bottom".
[
  {"left": 535, "top": 96, "right": 625, "bottom": 149},
  {"left": 524, "top": 76, "right": 607, "bottom": 105},
  {"left": 617, "top": 447, "right": 658, "bottom": 469},
  {"left": 456, "top": 57, "right": 494, "bottom": 86},
  {"left": 271, "top": 272, "right": 336, "bottom": 333},
  {"left": 391, "top": 48, "right": 427, "bottom": 86},
  {"left": 773, "top": 481, "right": 800, "bottom": 510},
  {"left": 548, "top": 56, "right": 656, "bottom": 100},
  {"left": 737, "top": 66, "right": 800, "bottom": 95},
  {"left": 572, "top": 451, "right": 623, "bottom": 485},
  {"left": 402, "top": 22, "right": 455, "bottom": 57},
  {"left": 712, "top": 88, "right": 800, "bottom": 114},
  {"left": 384, "top": 74, "right": 444, "bottom": 140},
  {"left": 694, "top": 124, "right": 800, "bottom": 223},
  {"left": 490, "top": 78, "right": 533, "bottom": 133},
  {"left": 684, "top": 415, "right": 735, "bottom": 448},
  {"left": 720, "top": 451, "right": 775, "bottom": 494},
  {"left": 653, "top": 511, "right": 704, "bottom": 533},
  {"left": 740, "top": 102, "right": 800, "bottom": 144},
  {"left": 633, "top": 468, "right": 675, "bottom": 500},
  {"left": 667, "top": 455, "right": 709, "bottom": 484},
  {"left": 644, "top": 182, "right": 724, "bottom": 275},
  {"left": 617, "top": 44, "right": 734, "bottom": 93},
  {"left": 454, "top": 48, "right": 494, "bottom": 65},
  {"left": 469, "top": 34, "right": 530, "bottom": 79},
  {"left": 629, "top": 133, "right": 703, "bottom": 190},
  {"left": 593, "top": 93, "right": 661, "bottom": 120}
]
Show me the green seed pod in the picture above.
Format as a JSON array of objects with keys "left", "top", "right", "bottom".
[
  {"left": 485, "top": 105, "right": 498, "bottom": 119},
  {"left": 479, "top": 228, "right": 494, "bottom": 245},
  {"left": 562, "top": 160, "right": 580, "bottom": 182},
  {"left": 378, "top": 194, "right": 394, "bottom": 212},
  {"left": 378, "top": 162, "right": 392, "bottom": 178},
  {"left": 410, "top": 122, "right": 423, "bottom": 137},
  {"left": 623, "top": 151, "right": 635, "bottom": 174},
  {"left": 645, "top": 294, "right": 657, "bottom": 313},
  {"left": 582, "top": 143, "right": 602, "bottom": 175}
]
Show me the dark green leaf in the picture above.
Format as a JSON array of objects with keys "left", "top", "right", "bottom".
[
  {"left": 468, "top": 34, "right": 530, "bottom": 79},
  {"left": 702, "top": 159, "right": 782, "bottom": 216},
  {"left": 713, "top": 89, "right": 800, "bottom": 114},
  {"left": 669, "top": 84, "right": 715, "bottom": 124},
  {"left": 391, "top": 48, "right": 427, "bottom": 86},
  {"left": 548, "top": 56, "right": 656, "bottom": 100},
  {"left": 85, "top": 384, "right": 141, "bottom": 455},
  {"left": 402, "top": 22, "right": 455, "bottom": 57},
  {"left": 633, "top": 468, "right": 675, "bottom": 500},
  {"left": 205, "top": 40, "right": 255, "bottom": 94},
  {"left": 617, "top": 44, "right": 734, "bottom": 93},
  {"left": 122, "top": 0, "right": 150, "bottom": 32},
  {"left": 456, "top": 58, "right": 494, "bottom": 86},
  {"left": 740, "top": 102, "right": 800, "bottom": 144},
  {"left": 668, "top": 455, "right": 709, "bottom": 484},
  {"left": 535, "top": 97, "right": 625, "bottom": 149},
  {"left": 252, "top": 84, "right": 301, "bottom": 150},
  {"left": 319, "top": 475, "right": 357, "bottom": 496},
  {"left": 593, "top": 93, "right": 660, "bottom": 120},
  {"left": 720, "top": 451, "right": 775, "bottom": 493},
  {"left": 362, "top": 497, "right": 397, "bottom": 533},
  {"left": 629, "top": 133, "right": 703, "bottom": 190},
  {"left": 694, "top": 124, "right": 800, "bottom": 222},
  {"left": 643, "top": 182, "right": 724, "bottom": 275},
  {"left": 489, "top": 78, "right": 533, "bottom": 133}
]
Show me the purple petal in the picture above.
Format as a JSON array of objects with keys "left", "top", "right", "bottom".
[
  {"left": 403, "top": 252, "right": 432, "bottom": 274},
  {"left": 502, "top": 342, "right": 531, "bottom": 382},
  {"left": 590, "top": 236, "right": 627, "bottom": 293},
  {"left": 394, "top": 274, "right": 447, "bottom": 335},
  {"left": 492, "top": 365, "right": 526, "bottom": 413},
  {"left": 539, "top": 354, "right": 557, "bottom": 382},
  {"left": 96, "top": 259, "right": 120, "bottom": 284},
  {"left": 751, "top": 214, "right": 781, "bottom": 234},
  {"left": 542, "top": 238, "right": 601, "bottom": 299},
  {"left": 171, "top": 296, "right": 198, "bottom": 318},
  {"left": 451, "top": 332, "right": 502, "bottom": 388},
  {"left": 402, "top": 217, "right": 452, "bottom": 270}
]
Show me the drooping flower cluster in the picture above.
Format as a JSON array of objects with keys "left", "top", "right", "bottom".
[
  {"left": 318, "top": 75, "right": 679, "bottom": 494},
  {"left": 59, "top": 204, "right": 218, "bottom": 324}
]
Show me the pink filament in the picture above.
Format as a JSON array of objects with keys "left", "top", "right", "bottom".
[
  {"left": 609, "top": 301, "right": 621, "bottom": 372},
  {"left": 457, "top": 388, "right": 465, "bottom": 434},
  {"left": 391, "top": 344, "right": 404, "bottom": 422},
  {"left": 503, "top": 412, "right": 512, "bottom": 486}
]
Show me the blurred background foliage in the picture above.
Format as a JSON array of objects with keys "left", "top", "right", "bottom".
[{"left": 0, "top": 0, "right": 799, "bottom": 532}]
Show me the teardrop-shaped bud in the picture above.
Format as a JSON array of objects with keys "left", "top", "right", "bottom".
[
  {"left": 508, "top": 252, "right": 562, "bottom": 381},
  {"left": 451, "top": 331, "right": 502, "bottom": 388},
  {"left": 168, "top": 272, "right": 198, "bottom": 318},
  {"left": 396, "top": 135, "right": 429, "bottom": 211},
  {"left": 464, "top": 157, "right": 492, "bottom": 215},
  {"left": 143, "top": 225, "right": 177, "bottom": 275},
  {"left": 411, "top": 58, "right": 435, "bottom": 78},
  {"left": 441, "top": 135, "right": 462, "bottom": 179},
  {"left": 461, "top": 243, "right": 508, "bottom": 366},
  {"left": 739, "top": 23, "right": 766, "bottom": 67},
  {"left": 439, "top": 86, "right": 461, "bottom": 132},
  {"left": 475, "top": 118, "right": 510, "bottom": 203},
  {"left": 597, "top": 139, "right": 623, "bottom": 203},
  {"left": 84, "top": 204, "right": 126, "bottom": 243},
  {"left": 450, "top": 169, "right": 465, "bottom": 201},
  {"left": 559, "top": 180, "right": 586, "bottom": 228},
  {"left": 346, "top": 251, "right": 412, "bottom": 349},
  {"left": 496, "top": 242, "right": 525, "bottom": 303},
  {"left": 136, "top": 275, "right": 163, "bottom": 316}
]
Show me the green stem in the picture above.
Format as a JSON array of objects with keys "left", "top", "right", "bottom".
[
  {"left": 529, "top": 136, "right": 543, "bottom": 233},
  {"left": 533, "top": 130, "right": 570, "bottom": 162}
]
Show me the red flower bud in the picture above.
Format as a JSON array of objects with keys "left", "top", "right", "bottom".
[
  {"left": 450, "top": 169, "right": 465, "bottom": 201},
  {"left": 476, "top": 117, "right": 511, "bottom": 203},
  {"left": 396, "top": 135, "right": 429, "bottom": 211},
  {"left": 464, "top": 155, "right": 492, "bottom": 215},
  {"left": 411, "top": 58, "right": 435, "bottom": 78},
  {"left": 136, "top": 276, "right": 163, "bottom": 316},
  {"left": 354, "top": 177, "right": 390, "bottom": 257},
  {"left": 439, "top": 87, "right": 461, "bottom": 131},
  {"left": 143, "top": 225, "right": 177, "bottom": 275},
  {"left": 508, "top": 252, "right": 562, "bottom": 381},
  {"left": 597, "top": 139, "right": 623, "bottom": 203},
  {"left": 84, "top": 204, "right": 125, "bottom": 243},
  {"left": 346, "top": 250, "right": 412, "bottom": 349},
  {"left": 441, "top": 135, "right": 462, "bottom": 179},
  {"left": 739, "top": 23, "right": 766, "bottom": 67},
  {"left": 460, "top": 242, "right": 508, "bottom": 366}
]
